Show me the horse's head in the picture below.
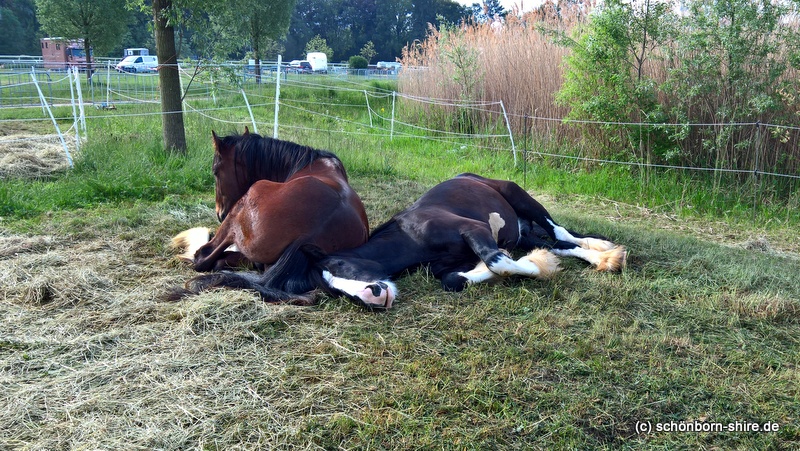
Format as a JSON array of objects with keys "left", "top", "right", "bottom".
[
  {"left": 212, "top": 128, "right": 251, "bottom": 222},
  {"left": 302, "top": 245, "right": 396, "bottom": 310}
]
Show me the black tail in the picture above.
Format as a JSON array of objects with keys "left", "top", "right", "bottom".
[{"left": 165, "top": 241, "right": 324, "bottom": 304}]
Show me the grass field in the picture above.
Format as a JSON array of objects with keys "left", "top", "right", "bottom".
[{"left": 1, "top": 80, "right": 798, "bottom": 449}]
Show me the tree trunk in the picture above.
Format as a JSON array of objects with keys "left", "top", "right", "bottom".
[
  {"left": 254, "top": 43, "right": 261, "bottom": 85},
  {"left": 153, "top": 0, "right": 187, "bottom": 153},
  {"left": 83, "top": 39, "right": 93, "bottom": 81}
]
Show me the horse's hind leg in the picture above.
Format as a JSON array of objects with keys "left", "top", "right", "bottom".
[
  {"left": 443, "top": 224, "right": 561, "bottom": 290},
  {"left": 514, "top": 222, "right": 626, "bottom": 272},
  {"left": 549, "top": 241, "right": 627, "bottom": 272},
  {"left": 481, "top": 177, "right": 626, "bottom": 270}
]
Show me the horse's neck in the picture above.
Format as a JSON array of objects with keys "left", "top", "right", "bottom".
[{"left": 245, "top": 143, "right": 329, "bottom": 183}]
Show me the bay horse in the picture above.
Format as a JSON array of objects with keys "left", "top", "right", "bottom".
[
  {"left": 174, "top": 173, "right": 626, "bottom": 310},
  {"left": 172, "top": 128, "right": 369, "bottom": 289}
]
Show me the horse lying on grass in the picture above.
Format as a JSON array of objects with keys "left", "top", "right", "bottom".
[
  {"left": 172, "top": 173, "right": 626, "bottom": 310},
  {"left": 175, "top": 128, "right": 369, "bottom": 272}
]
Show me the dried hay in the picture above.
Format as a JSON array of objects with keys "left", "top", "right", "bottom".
[
  {"left": 0, "top": 133, "right": 76, "bottom": 179},
  {"left": 0, "top": 234, "right": 55, "bottom": 259},
  {"left": 0, "top": 215, "right": 376, "bottom": 448}
]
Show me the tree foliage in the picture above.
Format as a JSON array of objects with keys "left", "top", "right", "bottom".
[
  {"left": 557, "top": 0, "right": 673, "bottom": 159},
  {"left": 348, "top": 55, "right": 368, "bottom": 69},
  {"left": 285, "top": 0, "right": 469, "bottom": 62},
  {"left": 359, "top": 41, "right": 376, "bottom": 64},
  {"left": 304, "top": 34, "right": 333, "bottom": 60},
  {"left": 35, "top": 0, "right": 130, "bottom": 75},
  {"left": 207, "top": 0, "right": 296, "bottom": 82},
  {"left": 0, "top": 0, "right": 39, "bottom": 54},
  {"left": 470, "top": 0, "right": 507, "bottom": 23},
  {"left": 124, "top": 0, "right": 295, "bottom": 151},
  {"left": 556, "top": 0, "right": 800, "bottom": 172}
]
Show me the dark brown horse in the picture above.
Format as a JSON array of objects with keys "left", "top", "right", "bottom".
[{"left": 172, "top": 129, "right": 369, "bottom": 287}]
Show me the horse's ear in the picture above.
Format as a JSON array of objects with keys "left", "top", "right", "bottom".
[
  {"left": 212, "top": 130, "right": 221, "bottom": 151},
  {"left": 243, "top": 126, "right": 250, "bottom": 136}
]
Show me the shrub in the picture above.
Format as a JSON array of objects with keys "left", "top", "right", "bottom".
[{"left": 348, "top": 55, "right": 368, "bottom": 69}]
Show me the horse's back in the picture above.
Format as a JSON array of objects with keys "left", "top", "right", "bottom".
[
  {"left": 230, "top": 176, "right": 369, "bottom": 263},
  {"left": 409, "top": 174, "right": 519, "bottom": 221}
]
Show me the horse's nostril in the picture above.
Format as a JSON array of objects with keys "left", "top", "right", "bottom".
[{"left": 368, "top": 284, "right": 382, "bottom": 297}]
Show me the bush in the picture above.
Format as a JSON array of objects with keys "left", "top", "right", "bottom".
[{"left": 348, "top": 55, "right": 368, "bottom": 69}]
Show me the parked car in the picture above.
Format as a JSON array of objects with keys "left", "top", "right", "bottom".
[
  {"left": 285, "top": 60, "right": 302, "bottom": 72},
  {"left": 115, "top": 55, "right": 158, "bottom": 73},
  {"left": 286, "top": 60, "right": 313, "bottom": 74},
  {"left": 376, "top": 61, "right": 402, "bottom": 74}
]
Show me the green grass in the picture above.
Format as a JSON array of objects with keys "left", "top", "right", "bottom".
[{"left": 1, "top": 77, "right": 799, "bottom": 449}]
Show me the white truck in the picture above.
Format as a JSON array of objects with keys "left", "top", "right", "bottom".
[{"left": 306, "top": 52, "right": 328, "bottom": 74}]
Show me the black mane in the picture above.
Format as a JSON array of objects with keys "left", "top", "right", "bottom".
[{"left": 219, "top": 132, "right": 345, "bottom": 186}]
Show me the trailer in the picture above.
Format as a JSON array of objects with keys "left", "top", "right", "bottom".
[
  {"left": 306, "top": 52, "right": 328, "bottom": 74},
  {"left": 124, "top": 48, "right": 149, "bottom": 57},
  {"left": 40, "top": 38, "right": 90, "bottom": 70}
]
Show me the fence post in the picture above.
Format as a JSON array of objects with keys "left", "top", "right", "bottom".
[
  {"left": 34, "top": 68, "right": 46, "bottom": 116},
  {"left": 106, "top": 61, "right": 112, "bottom": 106},
  {"left": 30, "top": 68, "right": 73, "bottom": 168},
  {"left": 273, "top": 55, "right": 282, "bottom": 139},
  {"left": 523, "top": 114, "right": 529, "bottom": 189},
  {"left": 211, "top": 75, "right": 217, "bottom": 105},
  {"left": 753, "top": 121, "right": 763, "bottom": 223},
  {"left": 499, "top": 100, "right": 517, "bottom": 166}
]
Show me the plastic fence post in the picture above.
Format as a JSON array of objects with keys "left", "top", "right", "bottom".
[
  {"left": 274, "top": 55, "right": 282, "bottom": 139},
  {"left": 30, "top": 68, "right": 73, "bottom": 167},
  {"left": 106, "top": 62, "right": 111, "bottom": 106},
  {"left": 364, "top": 90, "right": 373, "bottom": 128},
  {"left": 241, "top": 89, "right": 258, "bottom": 134},
  {"left": 73, "top": 68, "right": 86, "bottom": 135},
  {"left": 391, "top": 91, "right": 396, "bottom": 141},
  {"left": 68, "top": 66, "right": 81, "bottom": 154},
  {"left": 211, "top": 75, "right": 216, "bottom": 105},
  {"left": 499, "top": 100, "right": 517, "bottom": 166},
  {"left": 35, "top": 67, "right": 46, "bottom": 115}
]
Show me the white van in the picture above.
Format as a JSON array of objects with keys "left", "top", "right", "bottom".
[
  {"left": 306, "top": 52, "right": 328, "bottom": 74},
  {"left": 115, "top": 55, "right": 158, "bottom": 73}
]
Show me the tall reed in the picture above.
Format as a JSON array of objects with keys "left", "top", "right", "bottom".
[{"left": 399, "top": 7, "right": 585, "bottom": 137}]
